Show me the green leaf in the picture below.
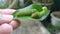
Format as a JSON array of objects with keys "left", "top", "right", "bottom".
[
  {"left": 13, "top": 3, "right": 50, "bottom": 21},
  {"left": 16, "top": 3, "right": 42, "bottom": 12}
]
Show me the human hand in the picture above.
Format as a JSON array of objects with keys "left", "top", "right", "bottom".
[{"left": 0, "top": 9, "right": 20, "bottom": 34}]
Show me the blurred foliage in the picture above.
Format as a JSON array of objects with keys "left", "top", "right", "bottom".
[{"left": 45, "top": 22, "right": 60, "bottom": 34}]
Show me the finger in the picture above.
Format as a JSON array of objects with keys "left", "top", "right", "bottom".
[
  {"left": 9, "top": 20, "right": 20, "bottom": 30},
  {"left": 0, "top": 14, "right": 13, "bottom": 24},
  {"left": 0, "top": 23, "right": 13, "bottom": 34},
  {"left": 0, "top": 9, "right": 16, "bottom": 15}
]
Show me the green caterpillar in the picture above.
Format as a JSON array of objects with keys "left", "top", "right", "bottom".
[
  {"left": 31, "top": 7, "right": 48, "bottom": 19},
  {"left": 31, "top": 12, "right": 40, "bottom": 19},
  {"left": 14, "top": 9, "right": 37, "bottom": 17}
]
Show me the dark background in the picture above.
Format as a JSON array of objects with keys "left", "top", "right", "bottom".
[{"left": 42, "top": 0, "right": 60, "bottom": 26}]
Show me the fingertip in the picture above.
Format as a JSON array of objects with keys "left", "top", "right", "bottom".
[
  {"left": 9, "top": 20, "right": 20, "bottom": 30},
  {"left": 0, "top": 23, "right": 13, "bottom": 34},
  {"left": 0, "top": 14, "right": 13, "bottom": 24},
  {"left": 0, "top": 9, "right": 16, "bottom": 15}
]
